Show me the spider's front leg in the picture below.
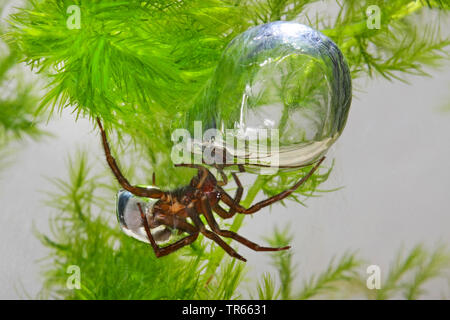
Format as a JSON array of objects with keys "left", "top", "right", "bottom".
[
  {"left": 137, "top": 203, "right": 199, "bottom": 258},
  {"left": 96, "top": 118, "right": 162, "bottom": 199}
]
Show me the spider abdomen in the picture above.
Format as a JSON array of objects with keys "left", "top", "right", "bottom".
[{"left": 116, "top": 190, "right": 173, "bottom": 244}]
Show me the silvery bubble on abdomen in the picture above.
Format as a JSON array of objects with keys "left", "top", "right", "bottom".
[
  {"left": 186, "top": 21, "right": 352, "bottom": 168},
  {"left": 116, "top": 190, "right": 173, "bottom": 244}
]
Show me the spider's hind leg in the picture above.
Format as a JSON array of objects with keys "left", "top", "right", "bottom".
[
  {"left": 201, "top": 197, "right": 290, "bottom": 252},
  {"left": 137, "top": 203, "right": 199, "bottom": 258},
  {"left": 185, "top": 203, "right": 247, "bottom": 262}
]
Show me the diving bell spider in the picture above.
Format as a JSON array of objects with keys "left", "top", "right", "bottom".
[{"left": 97, "top": 118, "right": 325, "bottom": 262}]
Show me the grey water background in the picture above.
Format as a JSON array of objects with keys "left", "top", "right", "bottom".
[{"left": 1, "top": 3, "right": 450, "bottom": 299}]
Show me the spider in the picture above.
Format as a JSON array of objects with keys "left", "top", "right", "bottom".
[{"left": 97, "top": 118, "right": 325, "bottom": 262}]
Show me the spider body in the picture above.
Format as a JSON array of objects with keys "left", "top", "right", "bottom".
[
  {"left": 147, "top": 171, "right": 220, "bottom": 222},
  {"left": 98, "top": 118, "right": 324, "bottom": 262}
]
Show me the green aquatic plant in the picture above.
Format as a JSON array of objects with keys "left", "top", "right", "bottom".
[
  {"left": 0, "top": 2, "right": 45, "bottom": 172},
  {"left": 253, "top": 228, "right": 450, "bottom": 300},
  {"left": 3, "top": 0, "right": 449, "bottom": 299},
  {"left": 6, "top": 0, "right": 448, "bottom": 184}
]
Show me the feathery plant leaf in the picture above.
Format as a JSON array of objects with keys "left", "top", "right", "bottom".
[
  {"left": 376, "top": 244, "right": 426, "bottom": 300},
  {"left": 255, "top": 227, "right": 450, "bottom": 299},
  {"left": 404, "top": 245, "right": 450, "bottom": 300},
  {"left": 254, "top": 227, "right": 362, "bottom": 300},
  {"left": 321, "top": 0, "right": 449, "bottom": 80},
  {"left": 264, "top": 226, "right": 296, "bottom": 299},
  {"left": 6, "top": 0, "right": 249, "bottom": 186},
  {"left": 202, "top": 258, "right": 246, "bottom": 300},
  {"left": 297, "top": 252, "right": 362, "bottom": 299},
  {"left": 253, "top": 273, "right": 280, "bottom": 300},
  {"left": 0, "top": 3, "right": 45, "bottom": 172},
  {"left": 376, "top": 244, "right": 450, "bottom": 300}
]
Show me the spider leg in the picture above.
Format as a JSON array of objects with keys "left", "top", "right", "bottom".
[
  {"left": 155, "top": 214, "right": 198, "bottom": 235},
  {"left": 215, "top": 164, "right": 228, "bottom": 187},
  {"left": 219, "top": 156, "right": 325, "bottom": 215},
  {"left": 174, "top": 164, "right": 209, "bottom": 190},
  {"left": 137, "top": 203, "right": 198, "bottom": 258},
  {"left": 213, "top": 172, "right": 243, "bottom": 219},
  {"left": 213, "top": 205, "right": 233, "bottom": 219},
  {"left": 186, "top": 203, "right": 247, "bottom": 262},
  {"left": 97, "top": 118, "right": 162, "bottom": 199},
  {"left": 201, "top": 196, "right": 290, "bottom": 252},
  {"left": 220, "top": 163, "right": 246, "bottom": 173}
]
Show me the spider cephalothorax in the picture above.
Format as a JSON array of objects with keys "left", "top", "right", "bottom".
[{"left": 98, "top": 118, "right": 324, "bottom": 262}]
